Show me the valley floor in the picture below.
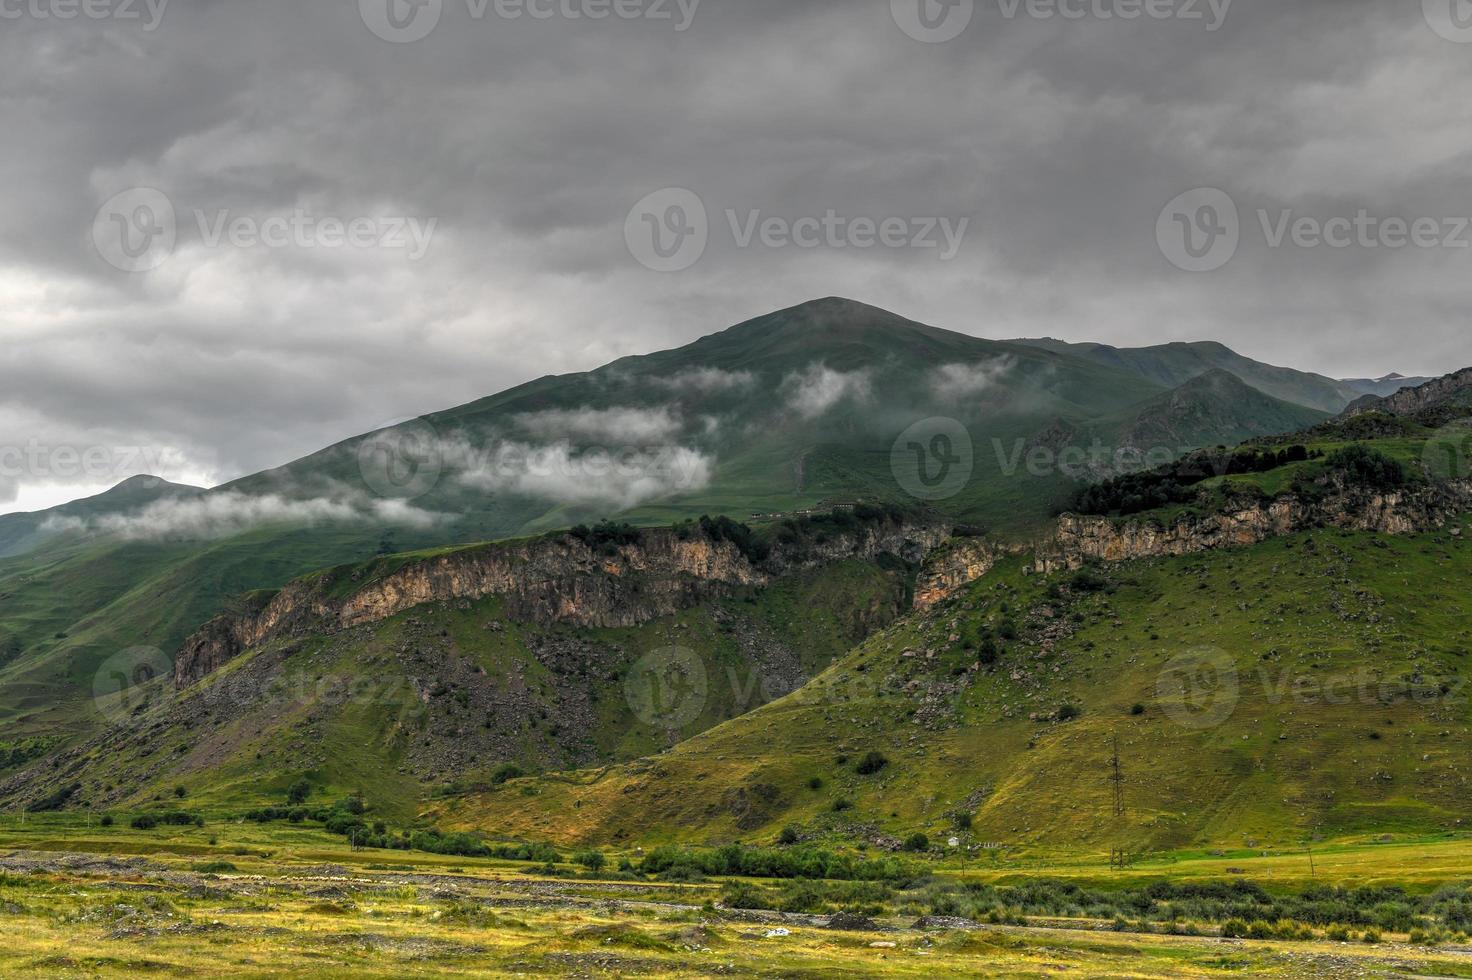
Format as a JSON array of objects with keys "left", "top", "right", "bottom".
[{"left": 3, "top": 819, "right": 1472, "bottom": 978}]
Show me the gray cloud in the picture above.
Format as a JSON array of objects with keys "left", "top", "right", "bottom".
[{"left": 2, "top": 0, "right": 1469, "bottom": 512}]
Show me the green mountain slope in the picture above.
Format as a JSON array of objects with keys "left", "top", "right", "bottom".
[
  {"left": 1015, "top": 338, "right": 1362, "bottom": 414},
  {"left": 2, "top": 546, "right": 918, "bottom": 822},
  {"left": 436, "top": 523, "right": 1472, "bottom": 853},
  {"left": 1113, "top": 369, "right": 1329, "bottom": 450}
]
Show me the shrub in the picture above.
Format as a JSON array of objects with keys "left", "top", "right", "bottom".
[
  {"left": 721, "top": 882, "right": 768, "bottom": 909},
  {"left": 173, "top": 786, "right": 187, "bottom": 798},
  {"left": 1056, "top": 703, "right": 1082, "bottom": 722},
  {"left": 902, "top": 833, "right": 930, "bottom": 853},
  {"left": 855, "top": 752, "right": 890, "bottom": 776},
  {"left": 954, "top": 813, "right": 973, "bottom": 830},
  {"left": 573, "top": 849, "right": 606, "bottom": 872},
  {"left": 1130, "top": 703, "right": 1146, "bottom": 716},
  {"left": 778, "top": 826, "right": 800, "bottom": 846},
  {"left": 807, "top": 776, "right": 824, "bottom": 791},
  {"left": 99, "top": 814, "right": 114, "bottom": 827},
  {"left": 286, "top": 778, "right": 312, "bottom": 805},
  {"left": 1221, "top": 919, "right": 1250, "bottom": 938},
  {"left": 490, "top": 763, "right": 526, "bottom": 786}
]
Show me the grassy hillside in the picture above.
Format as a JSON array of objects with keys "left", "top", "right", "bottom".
[
  {"left": 5, "top": 556, "right": 914, "bottom": 822},
  {"left": 434, "top": 521, "right": 1472, "bottom": 855},
  {"left": 1111, "top": 369, "right": 1328, "bottom": 451}
]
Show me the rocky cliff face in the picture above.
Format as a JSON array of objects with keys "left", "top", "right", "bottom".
[
  {"left": 1032, "top": 481, "right": 1472, "bottom": 573},
  {"left": 913, "top": 538, "right": 1010, "bottom": 609},
  {"left": 175, "top": 520, "right": 948, "bottom": 686}
]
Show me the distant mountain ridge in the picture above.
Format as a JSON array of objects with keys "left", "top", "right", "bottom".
[
  {"left": 1012, "top": 337, "right": 1363, "bottom": 414},
  {"left": 0, "top": 475, "right": 203, "bottom": 559},
  {"left": 1341, "top": 373, "right": 1436, "bottom": 398},
  {"left": 1342, "top": 366, "right": 1472, "bottom": 421},
  {"left": 1114, "top": 369, "right": 1328, "bottom": 450}
]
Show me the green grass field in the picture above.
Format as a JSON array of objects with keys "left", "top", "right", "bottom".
[{"left": 3, "top": 815, "right": 1472, "bottom": 977}]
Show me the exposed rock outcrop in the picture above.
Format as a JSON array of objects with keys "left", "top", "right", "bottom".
[
  {"left": 1032, "top": 480, "right": 1472, "bottom": 573},
  {"left": 913, "top": 538, "right": 1010, "bottom": 609},
  {"left": 175, "top": 519, "right": 948, "bottom": 686}
]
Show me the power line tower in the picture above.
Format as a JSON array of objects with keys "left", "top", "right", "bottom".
[
  {"left": 1108, "top": 733, "right": 1129, "bottom": 870},
  {"left": 1110, "top": 733, "right": 1125, "bottom": 818}
]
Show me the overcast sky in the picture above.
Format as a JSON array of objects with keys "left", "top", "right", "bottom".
[{"left": 3, "top": 0, "right": 1470, "bottom": 513}]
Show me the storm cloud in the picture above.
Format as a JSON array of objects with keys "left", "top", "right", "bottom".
[{"left": 2, "top": 0, "right": 1470, "bottom": 512}]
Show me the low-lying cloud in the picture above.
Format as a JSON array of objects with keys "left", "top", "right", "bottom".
[
  {"left": 782, "top": 364, "right": 874, "bottom": 419},
  {"left": 515, "top": 406, "right": 685, "bottom": 444},
  {"left": 931, "top": 358, "right": 1017, "bottom": 400},
  {"left": 42, "top": 491, "right": 443, "bottom": 541},
  {"left": 652, "top": 368, "right": 758, "bottom": 395},
  {"left": 457, "top": 441, "right": 712, "bottom": 509}
]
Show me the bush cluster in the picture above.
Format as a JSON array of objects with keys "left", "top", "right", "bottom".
[{"left": 640, "top": 843, "right": 915, "bottom": 883}]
